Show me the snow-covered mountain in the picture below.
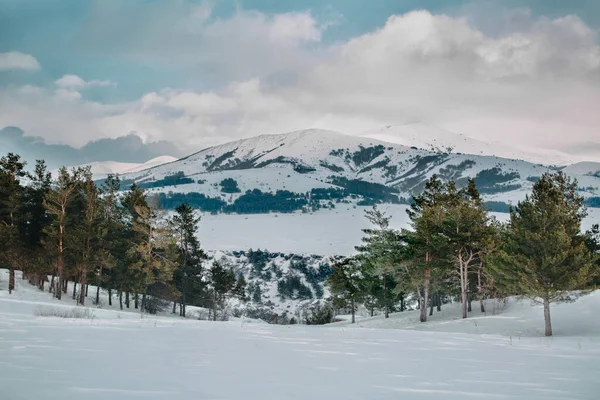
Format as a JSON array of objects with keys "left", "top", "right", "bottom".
[
  {"left": 119, "top": 128, "right": 600, "bottom": 207},
  {"left": 52, "top": 155, "right": 178, "bottom": 179},
  {"left": 360, "top": 122, "right": 575, "bottom": 166}
]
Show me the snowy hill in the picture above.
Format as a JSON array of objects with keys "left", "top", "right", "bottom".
[
  {"left": 52, "top": 155, "right": 178, "bottom": 179},
  {"left": 360, "top": 122, "right": 574, "bottom": 166},
  {"left": 118, "top": 128, "right": 599, "bottom": 209}
]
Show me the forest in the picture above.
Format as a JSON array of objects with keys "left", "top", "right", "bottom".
[
  {"left": 328, "top": 174, "right": 600, "bottom": 336},
  {"left": 0, "top": 154, "right": 246, "bottom": 321},
  {"left": 1, "top": 152, "right": 599, "bottom": 335}
]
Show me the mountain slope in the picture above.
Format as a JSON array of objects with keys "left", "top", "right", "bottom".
[
  {"left": 360, "top": 122, "right": 574, "bottom": 165},
  {"left": 51, "top": 156, "right": 178, "bottom": 179},
  {"left": 119, "top": 128, "right": 599, "bottom": 210}
]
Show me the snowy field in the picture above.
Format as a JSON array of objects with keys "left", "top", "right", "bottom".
[
  {"left": 2, "top": 270, "right": 600, "bottom": 400},
  {"left": 196, "top": 205, "right": 600, "bottom": 255}
]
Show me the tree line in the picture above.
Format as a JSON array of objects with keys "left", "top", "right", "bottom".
[
  {"left": 328, "top": 173, "right": 599, "bottom": 336},
  {"left": 0, "top": 153, "right": 246, "bottom": 320}
]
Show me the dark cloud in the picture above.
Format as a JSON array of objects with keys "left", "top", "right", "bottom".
[{"left": 0, "top": 126, "right": 185, "bottom": 170}]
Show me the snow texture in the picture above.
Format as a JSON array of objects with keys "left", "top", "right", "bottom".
[{"left": 1, "top": 270, "right": 599, "bottom": 400}]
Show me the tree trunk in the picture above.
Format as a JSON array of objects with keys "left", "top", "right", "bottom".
[
  {"left": 119, "top": 291, "right": 123, "bottom": 310},
  {"left": 477, "top": 265, "right": 485, "bottom": 312},
  {"left": 8, "top": 268, "right": 15, "bottom": 294},
  {"left": 72, "top": 281, "right": 77, "bottom": 300},
  {"left": 436, "top": 292, "right": 441, "bottom": 312},
  {"left": 108, "top": 288, "right": 112, "bottom": 306},
  {"left": 50, "top": 274, "right": 55, "bottom": 294},
  {"left": 459, "top": 254, "right": 468, "bottom": 319},
  {"left": 79, "top": 267, "right": 87, "bottom": 305},
  {"left": 172, "top": 301, "right": 177, "bottom": 314},
  {"left": 400, "top": 294, "right": 405, "bottom": 312},
  {"left": 468, "top": 293, "right": 472, "bottom": 312},
  {"left": 351, "top": 297, "right": 355, "bottom": 324},
  {"left": 96, "top": 263, "right": 103, "bottom": 305},
  {"left": 135, "top": 293, "right": 139, "bottom": 309},
  {"left": 62, "top": 277, "right": 68, "bottom": 294},
  {"left": 125, "top": 291, "right": 130, "bottom": 308},
  {"left": 141, "top": 293, "right": 147, "bottom": 313},
  {"left": 429, "top": 291, "right": 434, "bottom": 316},
  {"left": 543, "top": 297, "right": 552, "bottom": 337},
  {"left": 85, "top": 284, "right": 89, "bottom": 297},
  {"left": 420, "top": 277, "right": 429, "bottom": 322}
]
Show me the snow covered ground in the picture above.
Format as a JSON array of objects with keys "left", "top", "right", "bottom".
[
  {"left": 195, "top": 205, "right": 600, "bottom": 255},
  {"left": 2, "top": 270, "right": 599, "bottom": 400}
]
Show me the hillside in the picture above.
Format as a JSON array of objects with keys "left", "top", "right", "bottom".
[
  {"left": 360, "top": 122, "right": 573, "bottom": 166},
  {"left": 115, "top": 128, "right": 599, "bottom": 214},
  {"left": 53, "top": 155, "right": 179, "bottom": 179}
]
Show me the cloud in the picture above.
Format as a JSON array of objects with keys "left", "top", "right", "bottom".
[
  {"left": 1, "top": 8, "right": 599, "bottom": 161},
  {"left": 0, "top": 51, "right": 41, "bottom": 71},
  {"left": 55, "top": 74, "right": 115, "bottom": 89}
]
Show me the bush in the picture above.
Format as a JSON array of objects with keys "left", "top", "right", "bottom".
[
  {"left": 220, "top": 178, "right": 241, "bottom": 193},
  {"left": 143, "top": 297, "right": 170, "bottom": 314},
  {"left": 34, "top": 306, "right": 95, "bottom": 319},
  {"left": 304, "top": 303, "right": 334, "bottom": 325}
]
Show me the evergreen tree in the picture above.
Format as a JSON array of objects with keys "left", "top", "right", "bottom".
[
  {"left": 355, "top": 206, "right": 406, "bottom": 318},
  {"left": 209, "top": 261, "right": 238, "bottom": 321},
  {"left": 404, "top": 175, "right": 448, "bottom": 322},
  {"left": 21, "top": 160, "right": 53, "bottom": 290},
  {"left": 327, "top": 257, "right": 366, "bottom": 323},
  {"left": 77, "top": 169, "right": 100, "bottom": 305},
  {"left": 128, "top": 200, "right": 176, "bottom": 313},
  {"left": 491, "top": 172, "right": 596, "bottom": 336},
  {"left": 0, "top": 153, "right": 26, "bottom": 293},
  {"left": 442, "top": 179, "right": 497, "bottom": 319},
  {"left": 44, "top": 167, "right": 81, "bottom": 299},
  {"left": 95, "top": 174, "right": 124, "bottom": 306},
  {"left": 171, "top": 203, "right": 207, "bottom": 317}
]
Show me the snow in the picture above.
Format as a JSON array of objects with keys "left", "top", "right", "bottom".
[
  {"left": 360, "top": 122, "right": 577, "bottom": 166},
  {"left": 2, "top": 269, "right": 599, "bottom": 400},
  {"left": 51, "top": 156, "right": 179, "bottom": 179},
  {"left": 194, "top": 205, "right": 600, "bottom": 255},
  {"left": 117, "top": 128, "right": 599, "bottom": 212}
]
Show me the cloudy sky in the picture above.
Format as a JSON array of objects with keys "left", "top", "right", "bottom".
[{"left": 1, "top": 0, "right": 599, "bottom": 156}]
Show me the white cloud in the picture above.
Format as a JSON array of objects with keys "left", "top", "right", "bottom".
[
  {"left": 0, "top": 51, "right": 41, "bottom": 71},
  {"left": 1, "top": 8, "right": 599, "bottom": 159},
  {"left": 55, "top": 74, "right": 114, "bottom": 89}
]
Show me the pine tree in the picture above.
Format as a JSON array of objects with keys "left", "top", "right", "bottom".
[
  {"left": 128, "top": 201, "right": 176, "bottom": 313},
  {"left": 209, "top": 261, "right": 237, "bottom": 321},
  {"left": 327, "top": 257, "right": 366, "bottom": 323},
  {"left": 355, "top": 206, "right": 407, "bottom": 318},
  {"left": 44, "top": 167, "right": 80, "bottom": 299},
  {"left": 21, "top": 160, "right": 53, "bottom": 290},
  {"left": 442, "top": 179, "right": 497, "bottom": 319},
  {"left": 95, "top": 174, "right": 123, "bottom": 306},
  {"left": 491, "top": 172, "right": 596, "bottom": 336},
  {"left": 404, "top": 175, "right": 448, "bottom": 322},
  {"left": 171, "top": 203, "right": 207, "bottom": 317},
  {"left": 77, "top": 168, "right": 100, "bottom": 305},
  {"left": 0, "top": 153, "right": 26, "bottom": 293}
]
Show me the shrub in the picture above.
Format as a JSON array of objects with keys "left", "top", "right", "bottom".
[
  {"left": 34, "top": 306, "right": 95, "bottom": 319},
  {"left": 304, "top": 303, "right": 334, "bottom": 325},
  {"left": 143, "top": 297, "right": 170, "bottom": 314}
]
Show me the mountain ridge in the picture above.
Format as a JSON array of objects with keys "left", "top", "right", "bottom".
[{"left": 118, "top": 128, "right": 600, "bottom": 210}]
